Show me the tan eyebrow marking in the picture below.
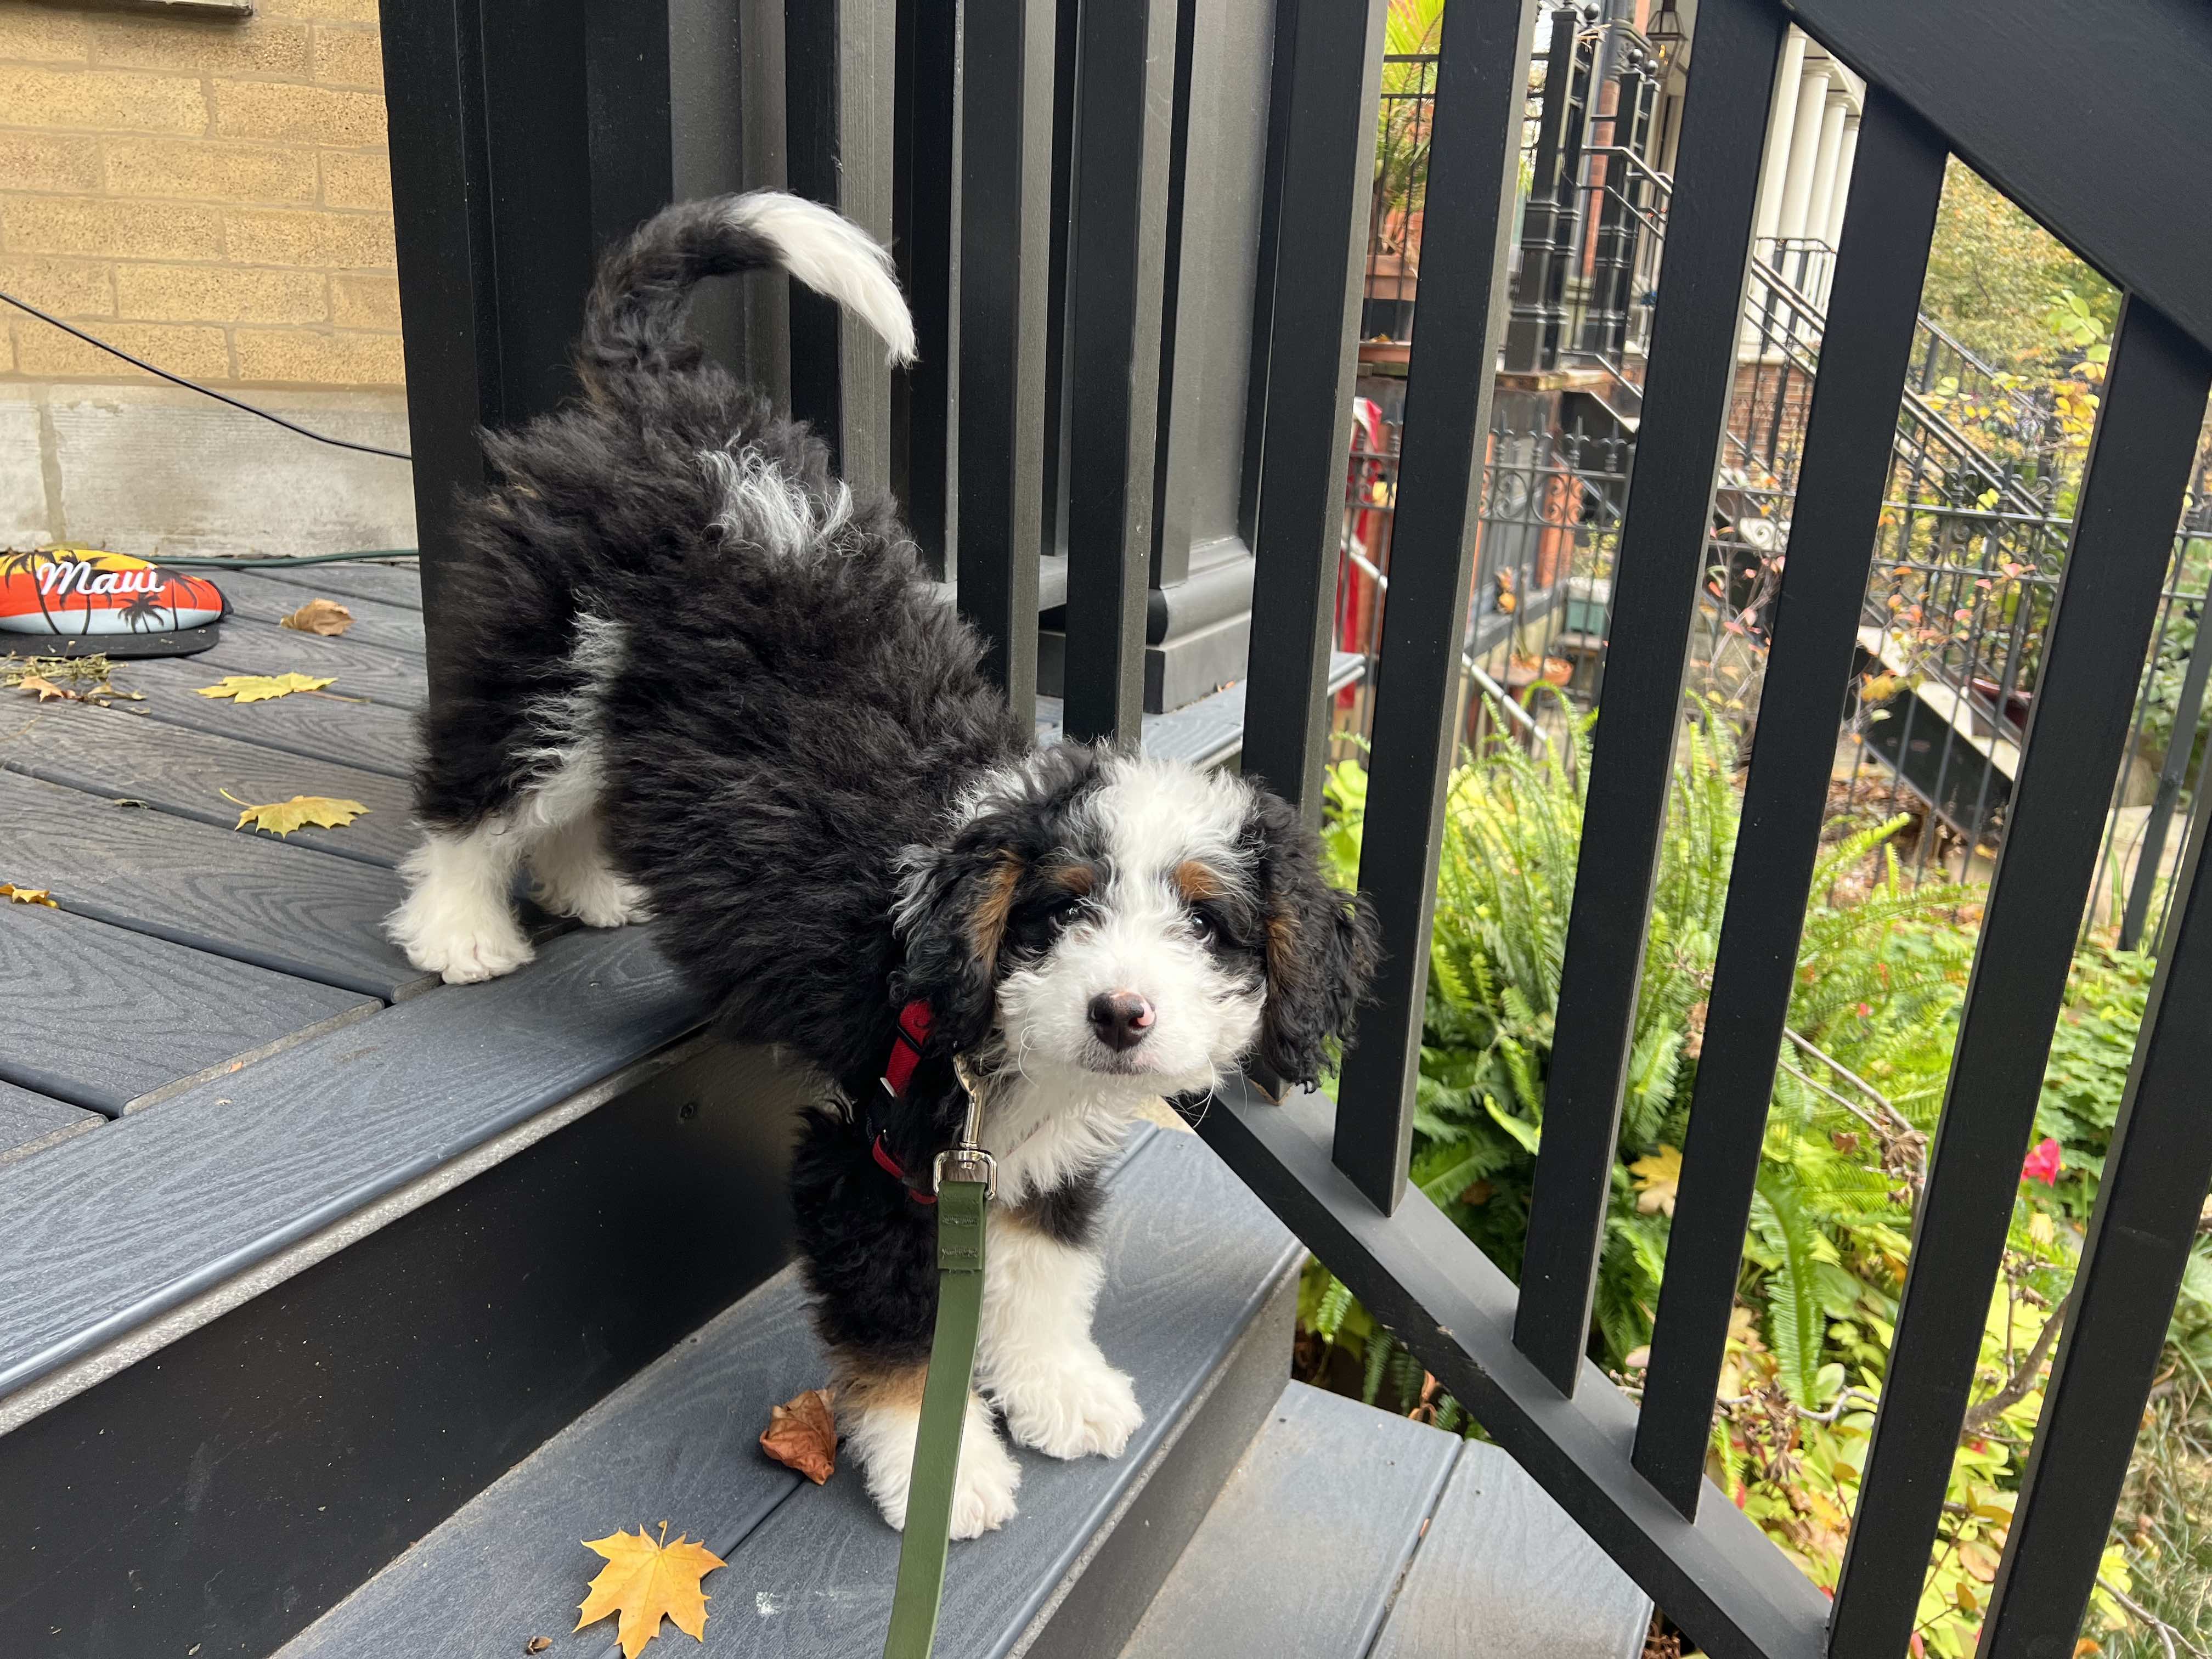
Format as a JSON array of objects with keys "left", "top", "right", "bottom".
[
  {"left": 1175, "top": 859, "right": 1225, "bottom": 904},
  {"left": 1049, "top": 861, "right": 1095, "bottom": 896}
]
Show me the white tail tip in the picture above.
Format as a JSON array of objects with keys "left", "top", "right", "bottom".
[{"left": 725, "top": 191, "right": 918, "bottom": 368}]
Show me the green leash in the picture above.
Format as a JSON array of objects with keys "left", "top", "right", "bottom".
[{"left": 883, "top": 1068, "right": 997, "bottom": 1659}]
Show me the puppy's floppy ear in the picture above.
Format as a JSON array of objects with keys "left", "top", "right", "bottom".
[
  {"left": 1245, "top": 788, "right": 1381, "bottom": 1089},
  {"left": 891, "top": 833, "right": 1025, "bottom": 1053}
]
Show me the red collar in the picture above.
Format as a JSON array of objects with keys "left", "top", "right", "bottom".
[{"left": 872, "top": 1000, "right": 936, "bottom": 1204}]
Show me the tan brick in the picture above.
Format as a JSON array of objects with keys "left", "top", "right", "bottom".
[
  {"left": 0, "top": 255, "right": 112, "bottom": 316},
  {"left": 0, "top": 63, "right": 205, "bottom": 134},
  {"left": 15, "top": 317, "right": 228, "bottom": 379},
  {"left": 251, "top": 0, "right": 380, "bottom": 21},
  {"left": 213, "top": 78, "right": 384, "bottom": 146},
  {"left": 0, "top": 8, "right": 90, "bottom": 63},
  {"left": 319, "top": 148, "right": 390, "bottom": 211},
  {"left": 116, "top": 262, "right": 325, "bottom": 324},
  {"left": 4, "top": 196, "right": 223, "bottom": 260},
  {"left": 105, "top": 137, "right": 317, "bottom": 204},
  {"left": 312, "top": 25, "right": 381, "bottom": 88},
  {"left": 234, "top": 326, "right": 403, "bottom": 387},
  {"left": 0, "top": 132, "right": 98, "bottom": 193},
  {"left": 91, "top": 17, "right": 309, "bottom": 77},
  {"left": 224, "top": 206, "right": 391, "bottom": 267},
  {"left": 329, "top": 272, "right": 397, "bottom": 330}
]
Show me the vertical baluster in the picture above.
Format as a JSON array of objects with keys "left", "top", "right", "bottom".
[
  {"left": 1629, "top": 89, "right": 1950, "bottom": 1516},
  {"left": 1328, "top": 0, "right": 1545, "bottom": 1214},
  {"left": 1240, "top": 0, "right": 1386, "bottom": 819},
  {"left": 1058, "top": 0, "right": 1176, "bottom": 746},
  {"left": 957, "top": 0, "right": 1056, "bottom": 707},
  {"left": 1829, "top": 296, "right": 2212, "bottom": 1659},
  {"left": 894, "top": 0, "right": 957, "bottom": 576},
  {"left": 1511, "top": 0, "right": 1786, "bottom": 1396},
  {"left": 1980, "top": 777, "right": 2212, "bottom": 1655}
]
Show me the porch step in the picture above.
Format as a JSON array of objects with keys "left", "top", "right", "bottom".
[
  {"left": 1120, "top": 1383, "right": 1652, "bottom": 1659},
  {"left": 274, "top": 1125, "right": 1301, "bottom": 1659}
]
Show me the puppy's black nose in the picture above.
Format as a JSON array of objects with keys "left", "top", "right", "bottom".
[{"left": 1088, "top": 990, "right": 1155, "bottom": 1052}]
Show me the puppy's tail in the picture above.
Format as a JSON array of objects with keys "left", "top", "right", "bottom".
[{"left": 579, "top": 192, "right": 916, "bottom": 399}]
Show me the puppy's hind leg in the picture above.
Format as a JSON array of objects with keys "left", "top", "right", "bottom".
[
  {"left": 527, "top": 804, "right": 651, "bottom": 929},
  {"left": 387, "top": 812, "right": 537, "bottom": 984}
]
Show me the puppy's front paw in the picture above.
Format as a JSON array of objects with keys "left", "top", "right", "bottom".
[
  {"left": 845, "top": 1389, "right": 1022, "bottom": 1538},
  {"left": 387, "top": 895, "right": 535, "bottom": 984},
  {"left": 1000, "top": 1358, "right": 1143, "bottom": 1462},
  {"left": 945, "top": 1429, "right": 1023, "bottom": 1538}
]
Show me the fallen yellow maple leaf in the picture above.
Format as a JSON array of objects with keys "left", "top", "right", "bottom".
[
  {"left": 1, "top": 883, "right": 58, "bottom": 907},
  {"left": 196, "top": 673, "right": 336, "bottom": 704},
  {"left": 760, "top": 1388, "right": 838, "bottom": 1484},
  {"left": 222, "top": 793, "right": 369, "bottom": 835},
  {"left": 1629, "top": 1144, "right": 1683, "bottom": 1217},
  {"left": 280, "top": 597, "right": 355, "bottom": 636},
  {"left": 575, "top": 1525, "right": 725, "bottom": 1658}
]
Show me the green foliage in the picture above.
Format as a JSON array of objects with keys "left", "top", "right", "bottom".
[
  {"left": 1921, "top": 159, "right": 2119, "bottom": 371},
  {"left": 1297, "top": 700, "right": 2174, "bottom": 1656},
  {"left": 1318, "top": 704, "right": 1974, "bottom": 1379}
]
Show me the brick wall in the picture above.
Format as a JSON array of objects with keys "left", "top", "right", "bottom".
[{"left": 0, "top": 0, "right": 402, "bottom": 392}]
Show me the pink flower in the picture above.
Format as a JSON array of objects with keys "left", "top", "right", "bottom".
[{"left": 2021, "top": 1137, "right": 2062, "bottom": 1185}]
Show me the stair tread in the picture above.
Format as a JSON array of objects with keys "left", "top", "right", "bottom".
[
  {"left": 1118, "top": 1381, "right": 1458, "bottom": 1659},
  {"left": 277, "top": 1124, "right": 1301, "bottom": 1659},
  {"left": 1371, "top": 1438, "right": 1652, "bottom": 1659},
  {"left": 1121, "top": 1383, "right": 1653, "bottom": 1659}
]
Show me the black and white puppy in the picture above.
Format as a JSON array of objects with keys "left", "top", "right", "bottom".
[{"left": 388, "top": 193, "right": 1379, "bottom": 1537}]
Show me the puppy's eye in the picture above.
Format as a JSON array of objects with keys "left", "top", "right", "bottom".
[
  {"left": 1190, "top": 909, "right": 1218, "bottom": 943},
  {"left": 1046, "top": 894, "right": 1085, "bottom": 930}
]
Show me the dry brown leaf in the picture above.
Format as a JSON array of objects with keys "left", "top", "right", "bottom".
[
  {"left": 526, "top": 1641, "right": 552, "bottom": 1655},
  {"left": 196, "top": 673, "right": 336, "bottom": 704},
  {"left": 1, "top": 883, "right": 58, "bottom": 907},
  {"left": 574, "top": 1525, "right": 725, "bottom": 1658},
  {"left": 280, "top": 597, "right": 355, "bottom": 636},
  {"left": 760, "top": 1387, "right": 838, "bottom": 1484},
  {"left": 222, "top": 792, "right": 369, "bottom": 836},
  {"left": 19, "top": 674, "right": 75, "bottom": 702}
]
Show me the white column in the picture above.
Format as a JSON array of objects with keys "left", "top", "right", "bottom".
[
  {"left": 1802, "top": 94, "right": 1850, "bottom": 254},
  {"left": 1818, "top": 115, "right": 1862, "bottom": 303},
  {"left": 1752, "top": 29, "right": 1810, "bottom": 246},
  {"left": 1773, "top": 59, "right": 1834, "bottom": 246}
]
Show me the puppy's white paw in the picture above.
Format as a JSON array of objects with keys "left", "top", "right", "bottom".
[
  {"left": 945, "top": 1429, "right": 1023, "bottom": 1538},
  {"left": 845, "top": 1389, "right": 1022, "bottom": 1538},
  {"left": 532, "top": 869, "right": 651, "bottom": 929},
  {"left": 388, "top": 892, "right": 535, "bottom": 984},
  {"left": 1000, "top": 1358, "right": 1143, "bottom": 1462}
]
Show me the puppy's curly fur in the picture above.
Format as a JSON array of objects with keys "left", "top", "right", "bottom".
[{"left": 390, "top": 192, "right": 1379, "bottom": 1538}]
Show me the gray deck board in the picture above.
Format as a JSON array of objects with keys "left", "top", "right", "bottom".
[
  {"left": 211, "top": 569, "right": 427, "bottom": 657},
  {"left": 0, "top": 923, "right": 706, "bottom": 1401},
  {"left": 1, "top": 698, "right": 417, "bottom": 868},
  {"left": 1368, "top": 1440, "right": 1653, "bottom": 1659},
  {"left": 696, "top": 1131, "right": 1299, "bottom": 1659},
  {"left": 270, "top": 1124, "right": 1307, "bottom": 1659},
  {"left": 198, "top": 618, "right": 427, "bottom": 710},
  {"left": 1118, "top": 1383, "right": 1459, "bottom": 1659},
  {"left": 0, "top": 1080, "right": 100, "bottom": 1164},
  {"left": 245, "top": 560, "right": 422, "bottom": 612},
  {"left": 0, "top": 770, "right": 436, "bottom": 1001},
  {"left": 94, "top": 653, "right": 418, "bottom": 781},
  {"left": 0, "top": 902, "right": 377, "bottom": 1115}
]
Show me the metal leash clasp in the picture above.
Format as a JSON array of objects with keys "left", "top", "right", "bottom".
[{"left": 933, "top": 1055, "right": 998, "bottom": 1200}]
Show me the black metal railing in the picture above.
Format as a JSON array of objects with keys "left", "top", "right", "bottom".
[{"left": 1158, "top": 5, "right": 2212, "bottom": 1659}]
